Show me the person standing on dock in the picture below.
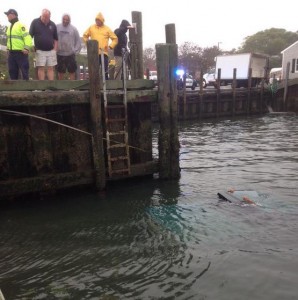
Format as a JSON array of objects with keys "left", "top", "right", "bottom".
[
  {"left": 83, "top": 12, "right": 118, "bottom": 80},
  {"left": 113, "top": 19, "right": 134, "bottom": 80},
  {"left": 4, "top": 8, "right": 32, "bottom": 80},
  {"left": 56, "top": 13, "right": 81, "bottom": 80},
  {"left": 29, "top": 9, "right": 58, "bottom": 80}
]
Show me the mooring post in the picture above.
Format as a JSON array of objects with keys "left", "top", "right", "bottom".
[
  {"left": 165, "top": 24, "right": 176, "bottom": 44},
  {"left": 156, "top": 43, "right": 180, "bottom": 179},
  {"left": 129, "top": 11, "right": 144, "bottom": 79},
  {"left": 247, "top": 68, "right": 252, "bottom": 116},
  {"left": 87, "top": 40, "right": 106, "bottom": 190},
  {"left": 283, "top": 62, "right": 290, "bottom": 111},
  {"left": 232, "top": 68, "right": 236, "bottom": 116},
  {"left": 216, "top": 69, "right": 221, "bottom": 118},
  {"left": 199, "top": 69, "right": 204, "bottom": 120},
  {"left": 260, "top": 69, "right": 265, "bottom": 113}
]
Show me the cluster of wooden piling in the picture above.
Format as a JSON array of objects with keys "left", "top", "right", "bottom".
[
  {"left": 0, "top": 12, "right": 180, "bottom": 199},
  {"left": 1, "top": 12, "right": 297, "bottom": 200}
]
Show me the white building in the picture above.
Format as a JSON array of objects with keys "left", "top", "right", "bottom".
[{"left": 281, "top": 41, "right": 298, "bottom": 80}]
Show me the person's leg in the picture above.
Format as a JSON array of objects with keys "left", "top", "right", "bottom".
[
  {"left": 67, "top": 54, "right": 77, "bottom": 80},
  {"left": 114, "top": 56, "right": 123, "bottom": 79},
  {"left": 69, "top": 72, "right": 76, "bottom": 80},
  {"left": 104, "top": 54, "right": 109, "bottom": 80},
  {"left": 8, "top": 53, "right": 19, "bottom": 80},
  {"left": 35, "top": 51, "right": 46, "bottom": 80},
  {"left": 38, "top": 66, "right": 46, "bottom": 80},
  {"left": 47, "top": 66, "right": 55, "bottom": 80},
  {"left": 17, "top": 53, "right": 30, "bottom": 80},
  {"left": 46, "top": 50, "right": 58, "bottom": 81},
  {"left": 57, "top": 54, "right": 67, "bottom": 80}
]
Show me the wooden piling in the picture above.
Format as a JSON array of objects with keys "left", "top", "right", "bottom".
[
  {"left": 283, "top": 62, "right": 290, "bottom": 111},
  {"left": 216, "top": 69, "right": 221, "bottom": 118},
  {"left": 232, "top": 68, "right": 236, "bottom": 116},
  {"left": 165, "top": 24, "right": 176, "bottom": 44},
  {"left": 87, "top": 40, "right": 106, "bottom": 190},
  {"left": 247, "top": 68, "right": 252, "bottom": 116},
  {"left": 156, "top": 43, "right": 180, "bottom": 179},
  {"left": 199, "top": 70, "right": 204, "bottom": 120},
  {"left": 129, "top": 11, "right": 144, "bottom": 79}
]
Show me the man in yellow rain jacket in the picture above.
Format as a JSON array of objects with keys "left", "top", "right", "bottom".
[
  {"left": 4, "top": 8, "right": 32, "bottom": 80},
  {"left": 83, "top": 12, "right": 118, "bottom": 79}
]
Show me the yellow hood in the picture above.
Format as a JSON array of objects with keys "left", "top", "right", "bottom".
[{"left": 95, "top": 12, "right": 105, "bottom": 23}]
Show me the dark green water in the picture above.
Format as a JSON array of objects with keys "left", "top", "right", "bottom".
[{"left": 1, "top": 114, "right": 298, "bottom": 299}]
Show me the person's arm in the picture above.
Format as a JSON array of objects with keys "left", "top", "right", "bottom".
[
  {"left": 29, "top": 19, "right": 34, "bottom": 37},
  {"left": 53, "top": 39, "right": 58, "bottom": 51},
  {"left": 83, "top": 27, "right": 90, "bottom": 44},
  {"left": 109, "top": 30, "right": 118, "bottom": 49},
  {"left": 22, "top": 23, "right": 33, "bottom": 53},
  {"left": 74, "top": 27, "right": 82, "bottom": 54},
  {"left": 53, "top": 23, "right": 58, "bottom": 51}
]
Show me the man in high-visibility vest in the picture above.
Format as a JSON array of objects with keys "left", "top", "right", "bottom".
[{"left": 4, "top": 8, "right": 32, "bottom": 80}]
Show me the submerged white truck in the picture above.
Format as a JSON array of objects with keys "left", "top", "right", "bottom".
[{"left": 214, "top": 53, "right": 268, "bottom": 88}]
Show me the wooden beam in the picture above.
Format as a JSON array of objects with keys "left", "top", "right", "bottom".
[
  {"left": 0, "top": 171, "right": 94, "bottom": 198},
  {"left": 87, "top": 40, "right": 106, "bottom": 190},
  {"left": 0, "top": 90, "right": 157, "bottom": 107},
  {"left": 165, "top": 24, "right": 176, "bottom": 44},
  {"left": 156, "top": 43, "right": 180, "bottom": 179},
  {"left": 0, "top": 79, "right": 155, "bottom": 91},
  {"left": 130, "top": 11, "right": 144, "bottom": 79}
]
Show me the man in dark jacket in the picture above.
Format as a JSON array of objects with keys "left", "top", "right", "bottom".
[
  {"left": 29, "top": 9, "right": 58, "bottom": 80},
  {"left": 113, "top": 19, "right": 133, "bottom": 80}
]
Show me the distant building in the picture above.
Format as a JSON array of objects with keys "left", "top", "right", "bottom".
[{"left": 281, "top": 41, "right": 298, "bottom": 80}]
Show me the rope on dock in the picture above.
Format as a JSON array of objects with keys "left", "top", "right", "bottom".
[{"left": 0, "top": 109, "right": 92, "bottom": 136}]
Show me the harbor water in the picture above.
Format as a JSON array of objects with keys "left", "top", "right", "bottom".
[{"left": 0, "top": 114, "right": 298, "bottom": 299}]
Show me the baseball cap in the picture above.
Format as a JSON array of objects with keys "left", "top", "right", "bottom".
[{"left": 4, "top": 9, "right": 18, "bottom": 16}]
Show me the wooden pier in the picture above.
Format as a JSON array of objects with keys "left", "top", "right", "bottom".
[{"left": 1, "top": 13, "right": 297, "bottom": 200}]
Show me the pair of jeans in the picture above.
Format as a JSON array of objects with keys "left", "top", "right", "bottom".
[{"left": 8, "top": 51, "right": 29, "bottom": 80}]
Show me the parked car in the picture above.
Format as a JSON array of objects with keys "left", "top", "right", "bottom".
[
  {"left": 202, "top": 69, "right": 216, "bottom": 88},
  {"left": 177, "top": 73, "right": 196, "bottom": 90}
]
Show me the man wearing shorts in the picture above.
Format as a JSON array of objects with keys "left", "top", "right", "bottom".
[
  {"left": 29, "top": 9, "right": 58, "bottom": 80},
  {"left": 56, "top": 13, "right": 81, "bottom": 80}
]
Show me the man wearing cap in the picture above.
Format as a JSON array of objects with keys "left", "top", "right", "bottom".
[
  {"left": 4, "top": 8, "right": 32, "bottom": 80},
  {"left": 83, "top": 12, "right": 118, "bottom": 80},
  {"left": 113, "top": 20, "right": 134, "bottom": 80}
]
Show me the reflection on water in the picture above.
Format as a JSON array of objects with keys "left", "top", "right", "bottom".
[{"left": 0, "top": 114, "right": 298, "bottom": 299}]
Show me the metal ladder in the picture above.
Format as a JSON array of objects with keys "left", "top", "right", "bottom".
[{"left": 101, "top": 51, "right": 131, "bottom": 177}]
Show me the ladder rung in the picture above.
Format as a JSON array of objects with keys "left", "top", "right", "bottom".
[
  {"left": 108, "top": 143, "right": 127, "bottom": 149},
  {"left": 107, "top": 105, "right": 125, "bottom": 109},
  {"left": 110, "top": 169, "right": 130, "bottom": 174},
  {"left": 110, "top": 156, "right": 129, "bottom": 162},
  {"left": 107, "top": 131, "right": 126, "bottom": 136},
  {"left": 105, "top": 90, "right": 125, "bottom": 95},
  {"left": 107, "top": 118, "right": 126, "bottom": 123}
]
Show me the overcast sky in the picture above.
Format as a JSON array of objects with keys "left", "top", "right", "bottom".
[{"left": 2, "top": 0, "right": 297, "bottom": 50}]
